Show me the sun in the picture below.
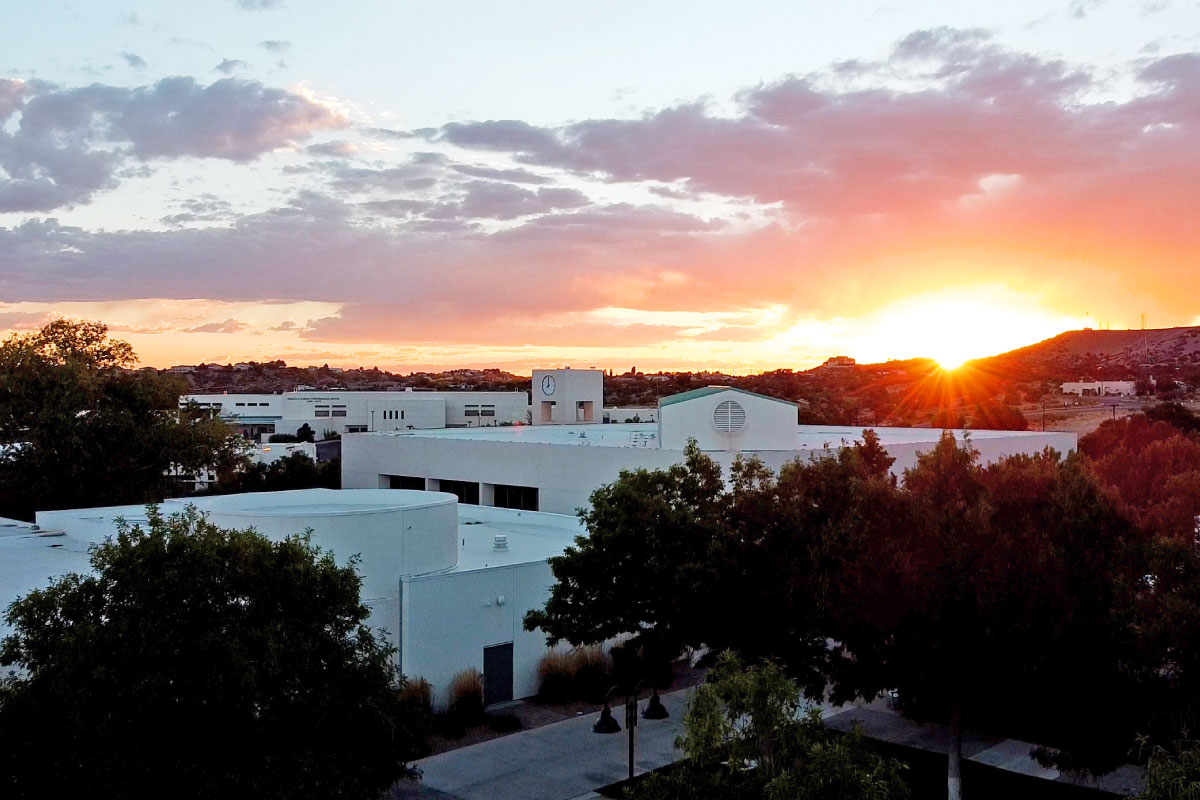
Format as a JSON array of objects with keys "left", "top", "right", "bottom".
[{"left": 853, "top": 287, "right": 1085, "bottom": 367}]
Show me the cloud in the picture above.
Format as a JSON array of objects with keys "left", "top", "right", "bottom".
[
  {"left": 183, "top": 318, "right": 249, "bottom": 334},
  {"left": 258, "top": 40, "right": 291, "bottom": 54},
  {"left": 214, "top": 58, "right": 249, "bottom": 74},
  {"left": 306, "top": 140, "right": 358, "bottom": 157},
  {"left": 426, "top": 182, "right": 589, "bottom": 220},
  {"left": 269, "top": 320, "right": 298, "bottom": 331},
  {"left": 120, "top": 52, "right": 147, "bottom": 70},
  {"left": 0, "top": 77, "right": 347, "bottom": 211},
  {"left": 3, "top": 34, "right": 1200, "bottom": 362}
]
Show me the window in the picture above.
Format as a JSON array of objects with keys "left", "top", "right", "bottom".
[
  {"left": 332, "top": 405, "right": 347, "bottom": 418},
  {"left": 493, "top": 483, "right": 538, "bottom": 511},
  {"left": 464, "top": 405, "right": 480, "bottom": 417},
  {"left": 481, "top": 405, "right": 496, "bottom": 417},
  {"left": 314, "top": 405, "right": 330, "bottom": 418},
  {"left": 437, "top": 479, "right": 479, "bottom": 505},
  {"left": 389, "top": 475, "right": 425, "bottom": 490},
  {"left": 345, "top": 425, "right": 367, "bottom": 433},
  {"left": 235, "top": 402, "right": 246, "bottom": 407}
]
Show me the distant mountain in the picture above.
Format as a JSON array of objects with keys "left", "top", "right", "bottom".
[{"left": 976, "top": 327, "right": 1200, "bottom": 382}]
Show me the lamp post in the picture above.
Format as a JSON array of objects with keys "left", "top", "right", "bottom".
[{"left": 593, "top": 680, "right": 670, "bottom": 782}]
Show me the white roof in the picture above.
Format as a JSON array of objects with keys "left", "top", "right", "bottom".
[
  {"left": 365, "top": 422, "right": 1065, "bottom": 451},
  {"left": 4, "top": 495, "right": 582, "bottom": 640}
]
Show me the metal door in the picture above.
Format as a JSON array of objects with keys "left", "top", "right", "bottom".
[{"left": 483, "top": 642, "right": 514, "bottom": 705}]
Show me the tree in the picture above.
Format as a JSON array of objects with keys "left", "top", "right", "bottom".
[
  {"left": 296, "top": 423, "right": 317, "bottom": 442},
  {"left": 1081, "top": 415, "right": 1200, "bottom": 540},
  {"left": 0, "top": 320, "right": 244, "bottom": 520},
  {"left": 830, "top": 435, "right": 1144, "bottom": 797},
  {"left": 630, "top": 651, "right": 909, "bottom": 800},
  {"left": 525, "top": 433, "right": 900, "bottom": 696},
  {"left": 0, "top": 505, "right": 423, "bottom": 799},
  {"left": 204, "top": 452, "right": 341, "bottom": 495}
]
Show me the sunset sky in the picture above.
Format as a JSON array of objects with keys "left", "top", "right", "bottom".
[{"left": 1, "top": 1, "right": 1197, "bottom": 373}]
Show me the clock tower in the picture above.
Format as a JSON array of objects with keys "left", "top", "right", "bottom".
[{"left": 531, "top": 368, "right": 603, "bottom": 425}]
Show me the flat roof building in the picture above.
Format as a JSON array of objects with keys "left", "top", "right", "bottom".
[
  {"left": 18, "top": 490, "right": 581, "bottom": 708},
  {"left": 183, "top": 388, "right": 530, "bottom": 439},
  {"left": 344, "top": 386, "right": 1077, "bottom": 516}
]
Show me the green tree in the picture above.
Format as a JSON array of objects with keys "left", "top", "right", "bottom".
[
  {"left": 1137, "top": 743, "right": 1200, "bottom": 800},
  {"left": 0, "top": 320, "right": 244, "bottom": 520},
  {"left": 830, "top": 435, "right": 1144, "bottom": 797},
  {"left": 629, "top": 651, "right": 909, "bottom": 800},
  {"left": 0, "top": 505, "right": 423, "bottom": 799},
  {"left": 524, "top": 441, "right": 726, "bottom": 658}
]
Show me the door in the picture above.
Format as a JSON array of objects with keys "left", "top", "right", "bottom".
[{"left": 483, "top": 642, "right": 514, "bottom": 705}]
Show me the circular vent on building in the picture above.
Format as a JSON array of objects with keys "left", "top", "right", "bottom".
[{"left": 713, "top": 399, "right": 747, "bottom": 433}]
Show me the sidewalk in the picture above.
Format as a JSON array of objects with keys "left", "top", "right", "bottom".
[
  {"left": 823, "top": 701, "right": 1144, "bottom": 797},
  {"left": 390, "top": 688, "right": 690, "bottom": 800},
  {"left": 392, "top": 689, "right": 1145, "bottom": 800}
]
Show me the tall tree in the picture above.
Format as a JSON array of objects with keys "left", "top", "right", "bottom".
[
  {"left": 0, "top": 320, "right": 244, "bottom": 520},
  {"left": 830, "top": 436, "right": 1144, "bottom": 798},
  {"left": 0, "top": 505, "right": 423, "bottom": 799}
]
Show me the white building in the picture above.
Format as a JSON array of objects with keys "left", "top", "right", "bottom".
[
  {"left": 1060, "top": 380, "right": 1140, "bottom": 397},
  {"left": 16, "top": 489, "right": 581, "bottom": 708},
  {"left": 183, "top": 388, "right": 530, "bottom": 439},
  {"left": 532, "top": 368, "right": 603, "bottom": 425},
  {"left": 344, "top": 386, "right": 1078, "bottom": 516}
]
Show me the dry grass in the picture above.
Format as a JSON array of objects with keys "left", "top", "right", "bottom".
[
  {"left": 536, "top": 646, "right": 613, "bottom": 703},
  {"left": 447, "top": 668, "right": 484, "bottom": 722}
]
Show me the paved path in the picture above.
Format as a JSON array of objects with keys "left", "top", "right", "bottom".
[
  {"left": 824, "top": 702, "right": 1144, "bottom": 797},
  {"left": 392, "top": 691, "right": 1145, "bottom": 800},
  {"left": 391, "top": 689, "right": 690, "bottom": 800}
]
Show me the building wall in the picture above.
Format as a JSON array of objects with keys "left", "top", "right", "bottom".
[
  {"left": 442, "top": 392, "right": 531, "bottom": 428},
  {"left": 402, "top": 560, "right": 555, "bottom": 708},
  {"left": 184, "top": 389, "right": 529, "bottom": 435},
  {"left": 344, "top": 428, "right": 1079, "bottom": 516},
  {"left": 1060, "top": 381, "right": 1138, "bottom": 396},
  {"left": 658, "top": 389, "right": 797, "bottom": 452},
  {"left": 532, "top": 369, "right": 603, "bottom": 425},
  {"left": 344, "top": 433, "right": 684, "bottom": 515}
]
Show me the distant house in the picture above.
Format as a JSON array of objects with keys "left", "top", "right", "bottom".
[
  {"left": 821, "top": 356, "right": 856, "bottom": 368},
  {"left": 1060, "top": 380, "right": 1140, "bottom": 397}
]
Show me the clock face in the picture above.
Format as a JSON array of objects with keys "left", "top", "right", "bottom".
[{"left": 541, "top": 375, "right": 556, "bottom": 395}]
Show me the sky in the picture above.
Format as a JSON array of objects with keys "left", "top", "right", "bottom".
[{"left": 1, "top": 0, "right": 1197, "bottom": 373}]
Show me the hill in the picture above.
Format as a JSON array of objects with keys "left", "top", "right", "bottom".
[{"left": 976, "top": 327, "right": 1200, "bottom": 383}]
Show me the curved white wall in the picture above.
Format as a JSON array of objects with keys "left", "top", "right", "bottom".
[{"left": 171, "top": 489, "right": 459, "bottom": 598}]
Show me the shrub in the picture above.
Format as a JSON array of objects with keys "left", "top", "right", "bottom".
[
  {"left": 572, "top": 646, "right": 613, "bottom": 703},
  {"left": 447, "top": 668, "right": 485, "bottom": 724},
  {"left": 537, "top": 650, "right": 577, "bottom": 703},
  {"left": 400, "top": 677, "right": 432, "bottom": 713},
  {"left": 536, "top": 647, "right": 616, "bottom": 703}
]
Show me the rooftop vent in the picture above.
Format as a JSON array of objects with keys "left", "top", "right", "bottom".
[
  {"left": 492, "top": 534, "right": 509, "bottom": 551},
  {"left": 713, "top": 399, "right": 746, "bottom": 433}
]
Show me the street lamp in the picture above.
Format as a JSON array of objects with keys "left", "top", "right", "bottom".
[{"left": 593, "top": 680, "right": 670, "bottom": 782}]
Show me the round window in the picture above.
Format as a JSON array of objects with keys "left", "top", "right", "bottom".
[{"left": 713, "top": 399, "right": 746, "bottom": 433}]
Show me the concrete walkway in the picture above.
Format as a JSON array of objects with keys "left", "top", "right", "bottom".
[
  {"left": 390, "top": 688, "right": 690, "bottom": 800},
  {"left": 392, "top": 690, "right": 1145, "bottom": 800},
  {"left": 823, "top": 701, "right": 1144, "bottom": 797}
]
